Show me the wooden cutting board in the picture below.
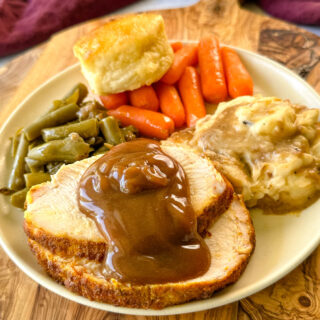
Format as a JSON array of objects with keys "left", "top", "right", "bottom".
[{"left": 1, "top": 0, "right": 320, "bottom": 319}]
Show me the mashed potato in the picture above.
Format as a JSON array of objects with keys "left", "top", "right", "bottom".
[{"left": 191, "top": 96, "right": 320, "bottom": 213}]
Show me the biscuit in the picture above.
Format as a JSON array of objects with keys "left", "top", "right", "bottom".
[{"left": 73, "top": 14, "right": 174, "bottom": 94}]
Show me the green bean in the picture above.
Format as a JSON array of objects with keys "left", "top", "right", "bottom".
[
  {"left": 8, "top": 133, "right": 29, "bottom": 191},
  {"left": 50, "top": 92, "right": 79, "bottom": 112},
  {"left": 41, "top": 118, "right": 99, "bottom": 142},
  {"left": 11, "top": 129, "right": 22, "bottom": 158},
  {"left": 28, "top": 137, "right": 44, "bottom": 150},
  {"left": 65, "top": 89, "right": 80, "bottom": 105},
  {"left": 99, "top": 116, "right": 125, "bottom": 145},
  {"left": 27, "top": 133, "right": 92, "bottom": 164},
  {"left": 49, "top": 83, "right": 89, "bottom": 112},
  {"left": 64, "top": 83, "right": 88, "bottom": 104},
  {"left": 93, "top": 143, "right": 113, "bottom": 155},
  {"left": 24, "top": 172, "right": 51, "bottom": 189},
  {"left": 25, "top": 158, "right": 44, "bottom": 173},
  {"left": 46, "top": 162, "right": 64, "bottom": 175},
  {"left": 24, "top": 103, "right": 79, "bottom": 141},
  {"left": 50, "top": 100, "right": 64, "bottom": 111},
  {"left": 10, "top": 188, "right": 28, "bottom": 208},
  {"left": 93, "top": 146, "right": 108, "bottom": 155}
]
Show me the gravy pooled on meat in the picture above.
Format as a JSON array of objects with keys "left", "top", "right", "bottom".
[
  {"left": 78, "top": 139, "right": 210, "bottom": 284},
  {"left": 189, "top": 96, "right": 320, "bottom": 213}
]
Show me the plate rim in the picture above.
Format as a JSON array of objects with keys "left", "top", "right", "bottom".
[{"left": 1, "top": 43, "right": 320, "bottom": 316}]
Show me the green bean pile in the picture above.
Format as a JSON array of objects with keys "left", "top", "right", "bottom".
[{"left": 4, "top": 83, "right": 138, "bottom": 208}]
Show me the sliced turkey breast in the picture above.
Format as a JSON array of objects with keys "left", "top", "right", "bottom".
[
  {"left": 24, "top": 144, "right": 233, "bottom": 261},
  {"left": 28, "top": 195, "right": 255, "bottom": 309}
]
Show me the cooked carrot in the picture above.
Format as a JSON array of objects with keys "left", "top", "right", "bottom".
[
  {"left": 129, "top": 86, "right": 159, "bottom": 111},
  {"left": 179, "top": 66, "right": 206, "bottom": 127},
  {"left": 171, "top": 42, "right": 183, "bottom": 52},
  {"left": 161, "top": 44, "right": 198, "bottom": 85},
  {"left": 198, "top": 36, "right": 228, "bottom": 103},
  {"left": 221, "top": 46, "right": 254, "bottom": 98},
  {"left": 107, "top": 106, "right": 174, "bottom": 140},
  {"left": 100, "top": 92, "right": 128, "bottom": 110},
  {"left": 155, "top": 83, "right": 185, "bottom": 128}
]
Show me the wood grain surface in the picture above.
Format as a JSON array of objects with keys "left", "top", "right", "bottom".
[{"left": 1, "top": 0, "right": 320, "bottom": 319}]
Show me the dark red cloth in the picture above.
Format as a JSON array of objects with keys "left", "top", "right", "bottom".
[
  {"left": 0, "top": 0, "right": 139, "bottom": 57},
  {"left": 260, "top": 0, "right": 320, "bottom": 25}
]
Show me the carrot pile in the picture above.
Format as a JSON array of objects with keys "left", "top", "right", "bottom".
[{"left": 100, "top": 37, "right": 254, "bottom": 140}]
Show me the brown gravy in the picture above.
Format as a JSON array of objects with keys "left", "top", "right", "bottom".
[{"left": 78, "top": 139, "right": 210, "bottom": 284}]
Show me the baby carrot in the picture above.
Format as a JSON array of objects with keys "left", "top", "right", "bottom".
[
  {"left": 178, "top": 66, "right": 206, "bottom": 127},
  {"left": 129, "top": 86, "right": 159, "bottom": 111},
  {"left": 161, "top": 44, "right": 198, "bottom": 85},
  {"left": 171, "top": 42, "right": 183, "bottom": 52},
  {"left": 107, "top": 106, "right": 175, "bottom": 140},
  {"left": 100, "top": 92, "right": 128, "bottom": 110},
  {"left": 198, "top": 36, "right": 228, "bottom": 103},
  {"left": 221, "top": 46, "right": 254, "bottom": 98},
  {"left": 155, "top": 82, "right": 185, "bottom": 128}
]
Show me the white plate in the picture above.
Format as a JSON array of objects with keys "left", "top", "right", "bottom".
[{"left": 1, "top": 46, "right": 320, "bottom": 316}]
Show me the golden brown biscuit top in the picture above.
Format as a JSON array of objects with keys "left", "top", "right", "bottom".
[{"left": 74, "top": 14, "right": 165, "bottom": 62}]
